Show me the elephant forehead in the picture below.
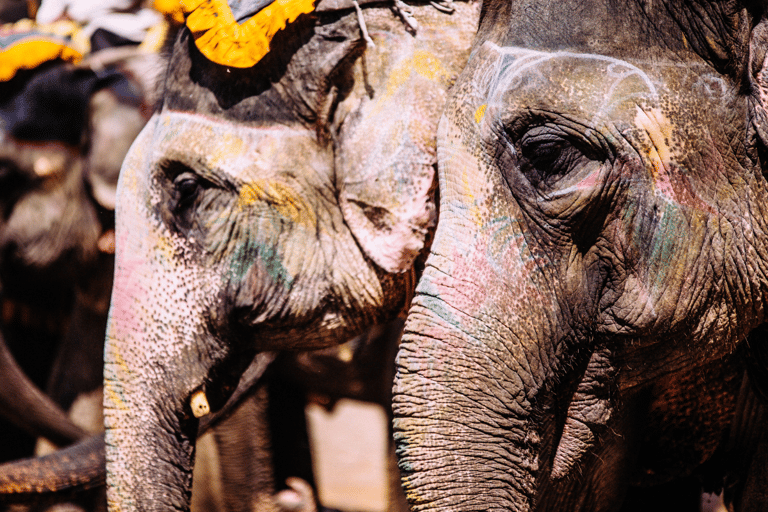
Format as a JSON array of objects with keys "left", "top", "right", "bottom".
[
  {"left": 152, "top": 111, "right": 327, "bottom": 181},
  {"left": 475, "top": 42, "right": 728, "bottom": 127}
]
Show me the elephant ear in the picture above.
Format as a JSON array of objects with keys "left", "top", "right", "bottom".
[
  {"left": 336, "top": 45, "right": 442, "bottom": 274},
  {"left": 338, "top": 130, "right": 436, "bottom": 274},
  {"left": 748, "top": 16, "right": 768, "bottom": 164}
]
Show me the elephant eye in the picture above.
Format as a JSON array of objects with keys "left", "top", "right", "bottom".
[
  {"left": 173, "top": 172, "right": 202, "bottom": 212},
  {"left": 516, "top": 125, "right": 607, "bottom": 192}
]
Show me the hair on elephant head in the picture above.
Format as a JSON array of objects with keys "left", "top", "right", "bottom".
[
  {"left": 100, "top": 1, "right": 479, "bottom": 510},
  {"left": 393, "top": 1, "right": 768, "bottom": 511}
]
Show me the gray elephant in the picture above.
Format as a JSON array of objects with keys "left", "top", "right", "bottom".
[
  {"left": 0, "top": 52, "right": 156, "bottom": 464},
  {"left": 392, "top": 0, "right": 768, "bottom": 511},
  {"left": 98, "top": 0, "right": 479, "bottom": 510}
]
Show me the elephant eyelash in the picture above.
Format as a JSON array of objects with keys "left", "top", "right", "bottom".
[{"left": 517, "top": 129, "right": 595, "bottom": 189}]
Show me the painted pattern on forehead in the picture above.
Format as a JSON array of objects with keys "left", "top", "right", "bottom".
[
  {"left": 477, "top": 42, "right": 659, "bottom": 123},
  {"left": 155, "top": 111, "right": 315, "bottom": 181},
  {"left": 373, "top": 49, "right": 453, "bottom": 113}
]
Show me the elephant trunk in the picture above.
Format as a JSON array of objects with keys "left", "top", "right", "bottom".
[
  {"left": 102, "top": 120, "right": 220, "bottom": 512},
  {"left": 103, "top": 259, "right": 212, "bottom": 512},
  {"left": 104, "top": 330, "right": 198, "bottom": 512},
  {"left": 393, "top": 293, "right": 547, "bottom": 511},
  {"left": 392, "top": 100, "right": 566, "bottom": 511},
  {"left": 0, "top": 434, "right": 105, "bottom": 503},
  {"left": 0, "top": 328, "right": 86, "bottom": 446}
]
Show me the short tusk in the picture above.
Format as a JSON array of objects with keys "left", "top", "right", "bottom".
[
  {"left": 190, "top": 390, "right": 210, "bottom": 418},
  {"left": 33, "top": 157, "right": 56, "bottom": 177}
]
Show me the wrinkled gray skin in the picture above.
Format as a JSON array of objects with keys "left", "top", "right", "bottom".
[
  {"left": 393, "top": 1, "right": 768, "bottom": 511},
  {"left": 103, "top": 3, "right": 479, "bottom": 511}
]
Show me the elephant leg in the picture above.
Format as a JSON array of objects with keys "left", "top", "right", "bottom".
[
  {"left": 268, "top": 372, "right": 316, "bottom": 503},
  {"left": 212, "top": 384, "right": 279, "bottom": 512}
]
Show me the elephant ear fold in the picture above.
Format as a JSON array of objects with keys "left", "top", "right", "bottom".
[
  {"left": 748, "top": 17, "right": 768, "bottom": 161},
  {"left": 339, "top": 153, "right": 436, "bottom": 274}
]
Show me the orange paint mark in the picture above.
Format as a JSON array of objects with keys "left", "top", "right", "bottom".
[
  {"left": 239, "top": 180, "right": 316, "bottom": 227},
  {"left": 474, "top": 104, "right": 487, "bottom": 124}
]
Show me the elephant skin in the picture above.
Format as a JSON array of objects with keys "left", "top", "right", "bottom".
[
  {"left": 392, "top": 1, "right": 768, "bottom": 511},
  {"left": 102, "top": 2, "right": 479, "bottom": 512}
]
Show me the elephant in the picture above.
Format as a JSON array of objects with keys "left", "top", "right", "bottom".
[
  {"left": 0, "top": 53, "right": 158, "bottom": 464},
  {"left": 391, "top": 0, "right": 768, "bottom": 511},
  {"left": 0, "top": 322, "right": 406, "bottom": 512},
  {"left": 94, "top": 0, "right": 479, "bottom": 509}
]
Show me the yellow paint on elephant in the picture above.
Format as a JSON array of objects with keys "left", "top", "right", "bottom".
[
  {"left": 460, "top": 169, "right": 484, "bottom": 227},
  {"left": 378, "top": 50, "right": 450, "bottom": 109},
  {"left": 239, "top": 180, "right": 317, "bottom": 227},
  {"left": 206, "top": 132, "right": 246, "bottom": 167},
  {"left": 412, "top": 50, "right": 450, "bottom": 82},
  {"left": 474, "top": 104, "right": 487, "bottom": 124},
  {"left": 181, "top": 0, "right": 315, "bottom": 68},
  {"left": 634, "top": 107, "right": 674, "bottom": 184},
  {"left": 105, "top": 381, "right": 129, "bottom": 411},
  {"left": 104, "top": 349, "right": 131, "bottom": 411}
]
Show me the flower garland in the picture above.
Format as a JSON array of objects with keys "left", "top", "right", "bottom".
[{"left": 179, "top": 0, "right": 316, "bottom": 68}]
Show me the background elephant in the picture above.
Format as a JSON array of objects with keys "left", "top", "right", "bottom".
[
  {"left": 393, "top": 0, "right": 768, "bottom": 511},
  {"left": 0, "top": 52, "right": 157, "bottom": 463},
  {"left": 99, "top": 0, "right": 479, "bottom": 510}
]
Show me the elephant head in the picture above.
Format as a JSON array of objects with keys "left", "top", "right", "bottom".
[
  {"left": 394, "top": 1, "right": 768, "bottom": 510},
  {"left": 102, "top": 2, "right": 478, "bottom": 510}
]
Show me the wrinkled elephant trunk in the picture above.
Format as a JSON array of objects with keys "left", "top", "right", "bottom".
[
  {"left": 102, "top": 121, "right": 218, "bottom": 512},
  {"left": 103, "top": 279, "right": 200, "bottom": 512},
  {"left": 393, "top": 302, "right": 543, "bottom": 512},
  {"left": 392, "top": 83, "right": 570, "bottom": 511},
  {"left": 104, "top": 336, "right": 197, "bottom": 512}
]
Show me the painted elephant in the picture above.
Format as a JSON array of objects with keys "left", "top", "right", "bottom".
[
  {"left": 0, "top": 53, "right": 157, "bottom": 464},
  {"left": 100, "top": 1, "right": 479, "bottom": 510},
  {"left": 392, "top": 0, "right": 768, "bottom": 511}
]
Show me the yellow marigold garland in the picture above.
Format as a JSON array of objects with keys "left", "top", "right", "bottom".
[
  {"left": 180, "top": 0, "right": 315, "bottom": 68},
  {"left": 0, "top": 20, "right": 87, "bottom": 82}
]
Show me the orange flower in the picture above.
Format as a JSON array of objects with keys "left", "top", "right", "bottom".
[{"left": 180, "top": 0, "right": 315, "bottom": 67}]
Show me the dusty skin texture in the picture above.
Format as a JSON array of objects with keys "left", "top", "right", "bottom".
[
  {"left": 102, "top": 3, "right": 480, "bottom": 512},
  {"left": 394, "top": 1, "right": 768, "bottom": 511}
]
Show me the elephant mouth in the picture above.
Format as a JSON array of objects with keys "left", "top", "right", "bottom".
[{"left": 550, "top": 347, "right": 615, "bottom": 480}]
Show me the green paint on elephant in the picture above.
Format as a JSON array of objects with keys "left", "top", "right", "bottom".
[{"left": 229, "top": 238, "right": 293, "bottom": 290}]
